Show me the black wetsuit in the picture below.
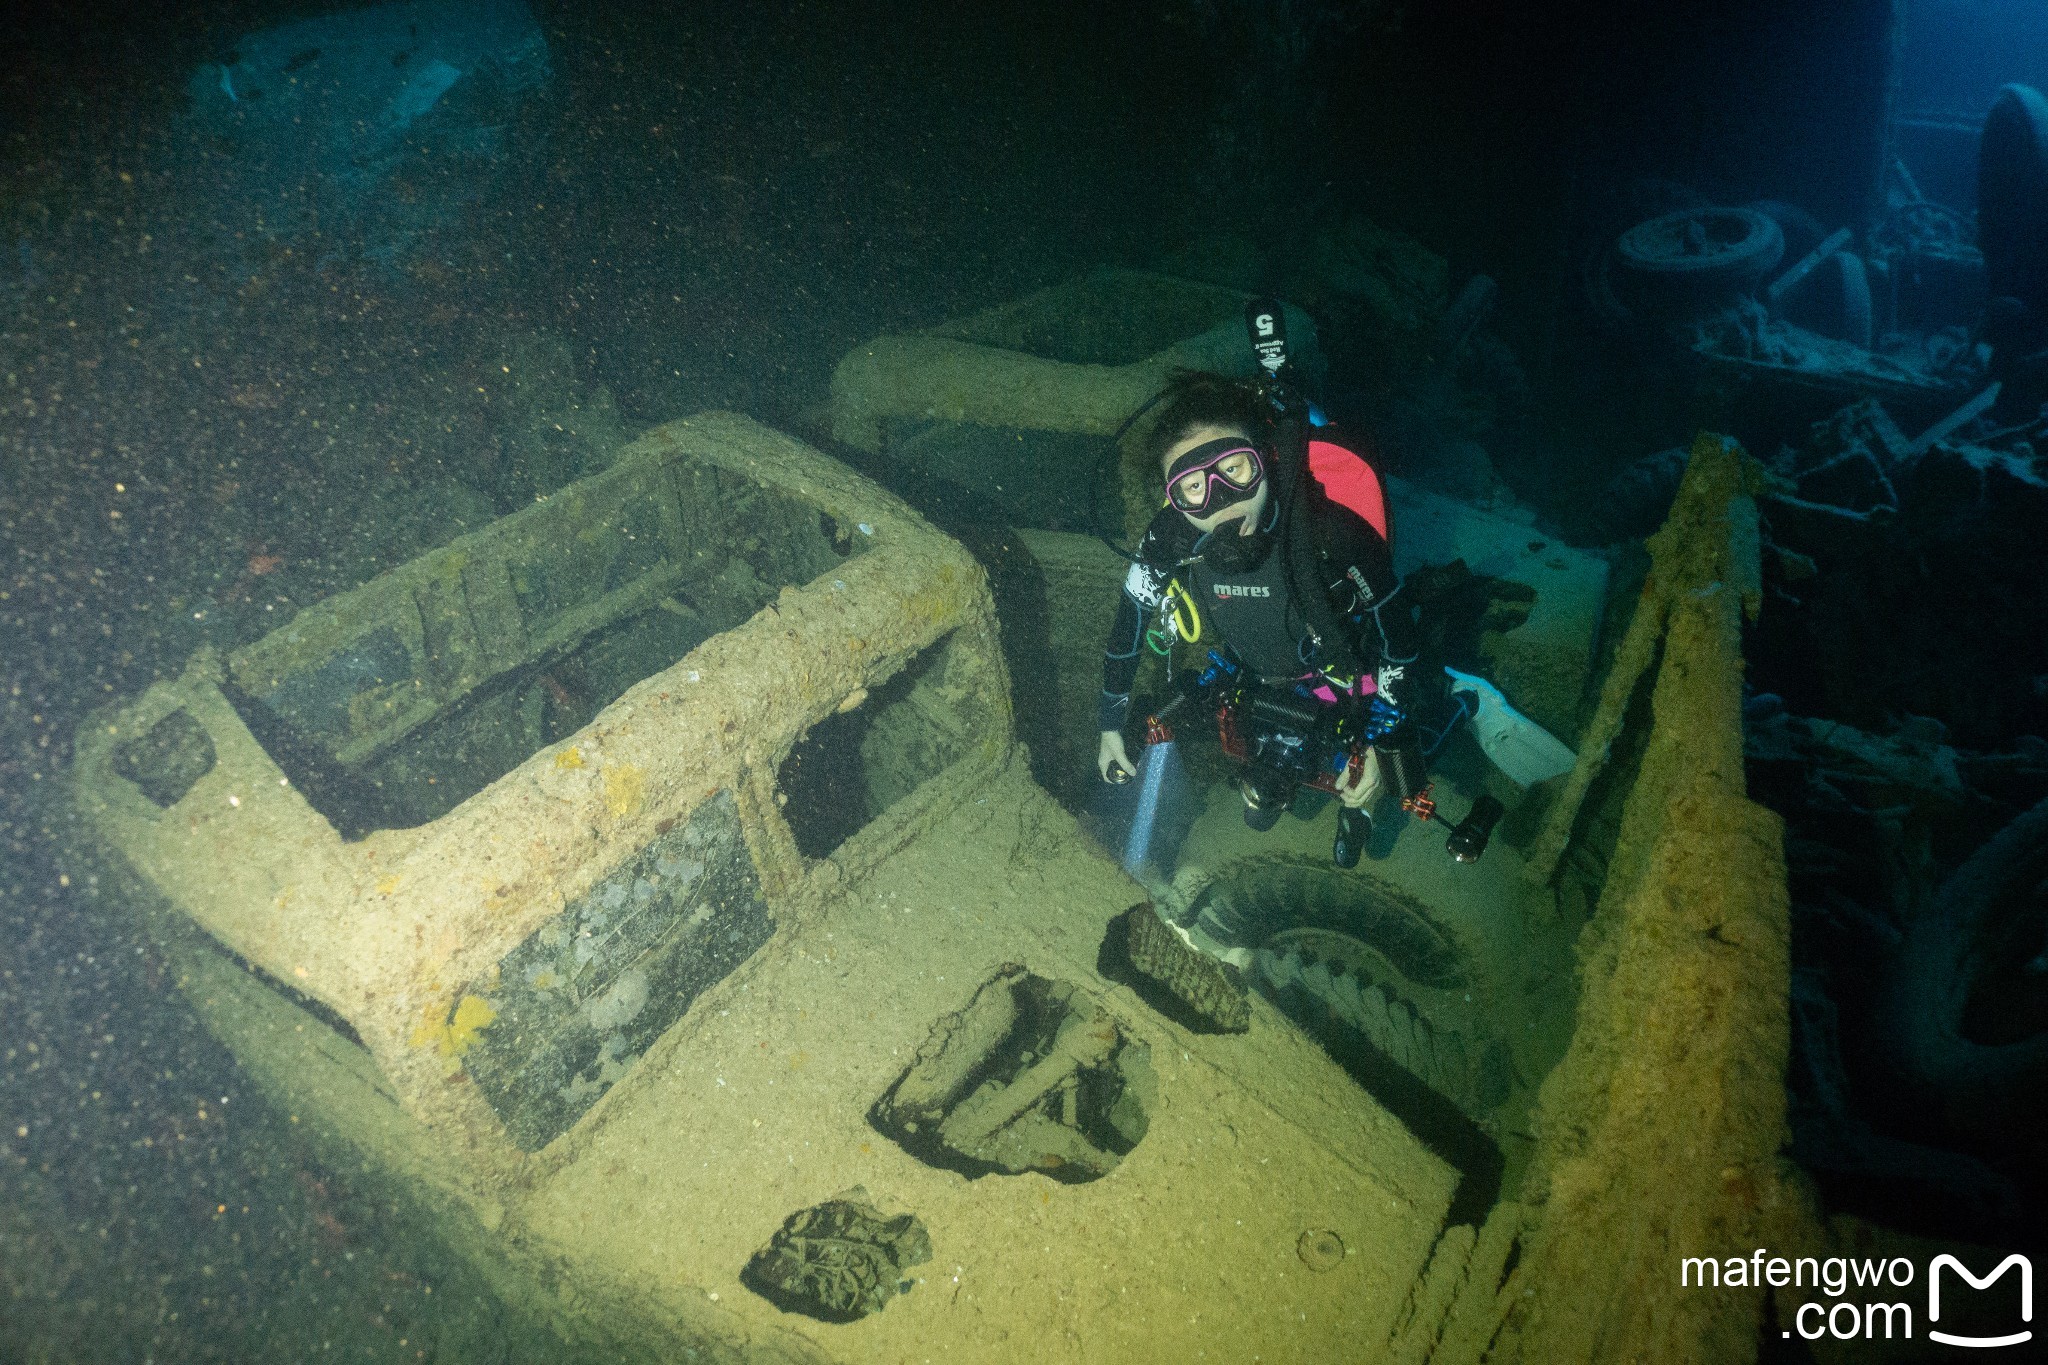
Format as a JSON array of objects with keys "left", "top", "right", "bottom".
[{"left": 1098, "top": 440, "right": 1421, "bottom": 736}]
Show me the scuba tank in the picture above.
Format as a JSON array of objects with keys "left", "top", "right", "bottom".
[
  {"left": 1241, "top": 299, "right": 1371, "bottom": 684},
  {"left": 1242, "top": 300, "right": 1429, "bottom": 802}
]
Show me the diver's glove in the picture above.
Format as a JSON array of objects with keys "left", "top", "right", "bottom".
[
  {"left": 1098, "top": 730, "right": 1136, "bottom": 784},
  {"left": 1332, "top": 745, "right": 1382, "bottom": 810}
]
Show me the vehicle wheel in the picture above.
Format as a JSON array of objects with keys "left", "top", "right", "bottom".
[
  {"left": 1182, "top": 855, "right": 1512, "bottom": 1119},
  {"left": 1892, "top": 795, "right": 2048, "bottom": 1143},
  {"left": 1979, "top": 82, "right": 2048, "bottom": 307},
  {"left": 1613, "top": 206, "right": 1786, "bottom": 318}
]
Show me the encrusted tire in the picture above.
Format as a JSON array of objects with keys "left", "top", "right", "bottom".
[
  {"left": 1613, "top": 206, "right": 1785, "bottom": 318},
  {"left": 1183, "top": 856, "right": 1512, "bottom": 1119},
  {"left": 1979, "top": 83, "right": 2048, "bottom": 306},
  {"left": 1891, "top": 795, "right": 2048, "bottom": 1141}
]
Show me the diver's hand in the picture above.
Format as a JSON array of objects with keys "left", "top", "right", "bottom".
[
  {"left": 1334, "top": 746, "right": 1383, "bottom": 809},
  {"left": 1098, "top": 730, "right": 1136, "bottom": 784}
]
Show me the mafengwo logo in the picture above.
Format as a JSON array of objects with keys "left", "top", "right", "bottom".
[
  {"left": 1681, "top": 1249, "right": 2032, "bottom": 1347},
  {"left": 1929, "top": 1254, "right": 2032, "bottom": 1349}
]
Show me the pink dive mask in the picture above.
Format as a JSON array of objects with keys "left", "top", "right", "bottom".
[{"left": 1165, "top": 438, "right": 1265, "bottom": 515}]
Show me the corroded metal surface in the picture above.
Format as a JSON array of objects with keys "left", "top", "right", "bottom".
[
  {"left": 70, "top": 412, "right": 1014, "bottom": 1173},
  {"left": 1399, "top": 434, "right": 1796, "bottom": 1365},
  {"left": 461, "top": 791, "right": 772, "bottom": 1151}
]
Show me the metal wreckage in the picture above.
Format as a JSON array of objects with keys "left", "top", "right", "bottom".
[{"left": 63, "top": 268, "right": 2000, "bottom": 1363}]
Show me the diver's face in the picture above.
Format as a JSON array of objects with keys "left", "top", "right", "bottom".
[{"left": 1163, "top": 424, "right": 1268, "bottom": 536}]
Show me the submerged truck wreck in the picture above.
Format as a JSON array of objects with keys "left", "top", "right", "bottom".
[{"left": 67, "top": 396, "right": 1812, "bottom": 1359}]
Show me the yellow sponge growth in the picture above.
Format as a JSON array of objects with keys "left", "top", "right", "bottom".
[
  {"left": 602, "top": 761, "right": 645, "bottom": 817},
  {"left": 409, "top": 993, "right": 498, "bottom": 1059}
]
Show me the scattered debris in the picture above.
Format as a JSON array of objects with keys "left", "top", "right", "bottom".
[
  {"left": 1744, "top": 699, "right": 1971, "bottom": 813},
  {"left": 873, "top": 966, "right": 1154, "bottom": 1182},
  {"left": 1593, "top": 186, "right": 1988, "bottom": 412},
  {"left": 742, "top": 1191, "right": 931, "bottom": 1323},
  {"left": 1614, "top": 206, "right": 1786, "bottom": 319},
  {"left": 1763, "top": 226, "right": 1854, "bottom": 311},
  {"left": 1748, "top": 694, "right": 2048, "bottom": 1227},
  {"left": 1114, "top": 901, "right": 1251, "bottom": 1033},
  {"left": 1908, "top": 383, "right": 2002, "bottom": 456},
  {"left": 1602, "top": 384, "right": 2046, "bottom": 543}
]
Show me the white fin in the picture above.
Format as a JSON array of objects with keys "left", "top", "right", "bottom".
[{"left": 1444, "top": 667, "right": 1578, "bottom": 786}]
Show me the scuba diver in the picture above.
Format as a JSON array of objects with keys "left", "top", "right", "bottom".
[{"left": 1095, "top": 353, "right": 1435, "bottom": 869}]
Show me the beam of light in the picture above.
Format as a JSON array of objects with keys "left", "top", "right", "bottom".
[{"left": 1121, "top": 740, "right": 1177, "bottom": 877}]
